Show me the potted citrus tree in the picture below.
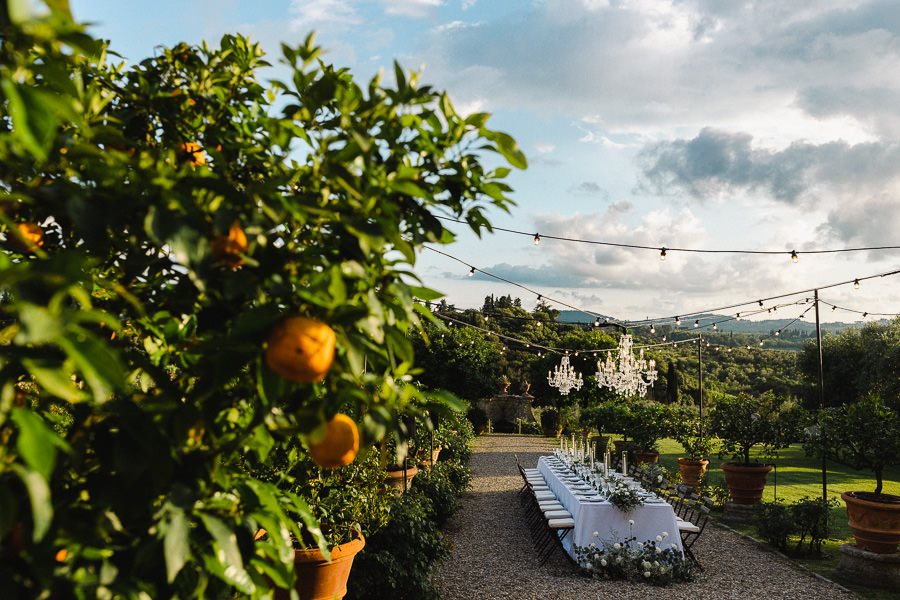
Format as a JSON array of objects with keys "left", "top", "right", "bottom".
[
  {"left": 672, "top": 407, "right": 716, "bottom": 486},
  {"left": 804, "top": 395, "right": 900, "bottom": 553},
  {"left": 583, "top": 401, "right": 629, "bottom": 454},
  {"left": 709, "top": 392, "right": 803, "bottom": 504},
  {"left": 623, "top": 402, "right": 672, "bottom": 464}
]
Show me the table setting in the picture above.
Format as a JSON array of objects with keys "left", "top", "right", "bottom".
[{"left": 537, "top": 440, "right": 683, "bottom": 558}]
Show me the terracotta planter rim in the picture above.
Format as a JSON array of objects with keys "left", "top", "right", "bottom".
[
  {"left": 292, "top": 529, "right": 365, "bottom": 563},
  {"left": 677, "top": 457, "right": 710, "bottom": 465},
  {"left": 720, "top": 461, "right": 773, "bottom": 471},
  {"left": 842, "top": 490, "right": 900, "bottom": 506}
]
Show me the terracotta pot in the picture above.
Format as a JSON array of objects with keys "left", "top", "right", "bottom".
[
  {"left": 841, "top": 491, "right": 900, "bottom": 554},
  {"left": 677, "top": 458, "right": 710, "bottom": 486},
  {"left": 273, "top": 530, "right": 365, "bottom": 600},
  {"left": 721, "top": 462, "right": 772, "bottom": 504},
  {"left": 632, "top": 450, "right": 660, "bottom": 465},
  {"left": 385, "top": 465, "right": 418, "bottom": 494}
]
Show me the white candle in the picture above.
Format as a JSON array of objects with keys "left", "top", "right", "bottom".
[{"left": 621, "top": 451, "right": 627, "bottom": 475}]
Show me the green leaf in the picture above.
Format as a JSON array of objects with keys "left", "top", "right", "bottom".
[
  {"left": 11, "top": 408, "right": 69, "bottom": 480},
  {"left": 164, "top": 510, "right": 190, "bottom": 583},
  {"left": 58, "top": 332, "right": 125, "bottom": 402},
  {"left": 483, "top": 130, "right": 527, "bottom": 170},
  {"left": 22, "top": 358, "right": 89, "bottom": 403},
  {"left": 12, "top": 464, "right": 52, "bottom": 542},
  {"left": 199, "top": 513, "right": 254, "bottom": 593}
]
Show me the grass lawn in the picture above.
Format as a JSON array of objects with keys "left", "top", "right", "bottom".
[{"left": 649, "top": 437, "right": 900, "bottom": 600}]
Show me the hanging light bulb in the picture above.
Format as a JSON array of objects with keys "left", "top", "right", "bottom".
[
  {"left": 468, "top": 267, "right": 475, "bottom": 277},
  {"left": 736, "top": 312, "right": 741, "bottom": 320},
  {"left": 759, "top": 341, "right": 764, "bottom": 347},
  {"left": 662, "top": 335, "right": 666, "bottom": 341},
  {"left": 649, "top": 324, "right": 656, "bottom": 334},
  {"left": 791, "top": 249, "right": 799, "bottom": 263},
  {"left": 659, "top": 247, "right": 667, "bottom": 261},
  {"left": 533, "top": 233, "right": 541, "bottom": 246},
  {"left": 854, "top": 279, "right": 860, "bottom": 289},
  {"left": 832, "top": 306, "right": 836, "bottom": 312},
  {"left": 758, "top": 300, "right": 764, "bottom": 308},
  {"left": 713, "top": 323, "right": 718, "bottom": 331},
  {"left": 484, "top": 315, "right": 489, "bottom": 322},
  {"left": 775, "top": 330, "right": 780, "bottom": 336},
  {"left": 863, "top": 312, "right": 868, "bottom": 319},
  {"left": 675, "top": 316, "right": 682, "bottom": 326},
  {"left": 537, "top": 294, "right": 542, "bottom": 302},
  {"left": 593, "top": 318, "right": 601, "bottom": 328},
  {"left": 693, "top": 319, "right": 699, "bottom": 328}
]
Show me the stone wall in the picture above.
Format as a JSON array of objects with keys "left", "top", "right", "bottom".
[{"left": 477, "top": 394, "right": 537, "bottom": 426}]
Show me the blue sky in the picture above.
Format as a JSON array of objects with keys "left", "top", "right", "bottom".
[{"left": 71, "top": 0, "right": 900, "bottom": 325}]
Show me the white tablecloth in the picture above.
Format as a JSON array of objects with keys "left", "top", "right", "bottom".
[{"left": 537, "top": 456, "right": 683, "bottom": 558}]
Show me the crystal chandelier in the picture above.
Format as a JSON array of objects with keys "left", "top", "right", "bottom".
[
  {"left": 547, "top": 353, "right": 584, "bottom": 396},
  {"left": 595, "top": 334, "right": 658, "bottom": 398}
]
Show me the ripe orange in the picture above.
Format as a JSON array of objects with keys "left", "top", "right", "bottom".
[
  {"left": 211, "top": 220, "right": 248, "bottom": 269},
  {"left": 265, "top": 317, "right": 336, "bottom": 383},
  {"left": 308, "top": 414, "right": 359, "bottom": 469},
  {"left": 178, "top": 142, "right": 205, "bottom": 165},
  {"left": 11, "top": 222, "right": 44, "bottom": 251},
  {"left": 55, "top": 548, "right": 68, "bottom": 562}
]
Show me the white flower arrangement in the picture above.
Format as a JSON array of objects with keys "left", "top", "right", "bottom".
[
  {"left": 575, "top": 532, "right": 694, "bottom": 585},
  {"left": 605, "top": 476, "right": 643, "bottom": 513}
]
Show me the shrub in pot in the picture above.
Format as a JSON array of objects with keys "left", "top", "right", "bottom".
[
  {"left": 466, "top": 406, "right": 489, "bottom": 435},
  {"left": 540, "top": 407, "right": 562, "bottom": 438},
  {"left": 623, "top": 402, "right": 672, "bottom": 463},
  {"left": 709, "top": 391, "right": 804, "bottom": 504},
  {"left": 671, "top": 405, "right": 716, "bottom": 485},
  {"left": 804, "top": 395, "right": 900, "bottom": 553}
]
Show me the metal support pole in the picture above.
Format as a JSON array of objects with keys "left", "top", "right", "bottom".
[
  {"left": 814, "top": 289, "right": 827, "bottom": 503},
  {"left": 698, "top": 333, "right": 703, "bottom": 437}
]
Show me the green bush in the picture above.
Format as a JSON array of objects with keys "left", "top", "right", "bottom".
[
  {"left": 540, "top": 408, "right": 560, "bottom": 436},
  {"left": 791, "top": 496, "right": 837, "bottom": 555},
  {"left": 754, "top": 496, "right": 838, "bottom": 555},
  {"left": 466, "top": 406, "right": 488, "bottom": 434},
  {"left": 411, "top": 462, "right": 459, "bottom": 528},
  {"left": 346, "top": 490, "right": 451, "bottom": 600},
  {"left": 755, "top": 501, "right": 794, "bottom": 552},
  {"left": 521, "top": 420, "right": 543, "bottom": 435}
]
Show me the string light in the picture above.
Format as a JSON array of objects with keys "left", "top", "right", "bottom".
[
  {"left": 533, "top": 233, "right": 541, "bottom": 246},
  {"left": 693, "top": 319, "right": 699, "bottom": 328},
  {"left": 791, "top": 250, "right": 799, "bottom": 263},
  {"left": 758, "top": 300, "right": 764, "bottom": 307},
  {"left": 659, "top": 247, "right": 667, "bottom": 261},
  {"left": 675, "top": 316, "right": 682, "bottom": 326},
  {"left": 712, "top": 323, "right": 718, "bottom": 331},
  {"left": 649, "top": 324, "right": 656, "bottom": 334},
  {"left": 434, "top": 215, "right": 900, "bottom": 258},
  {"left": 854, "top": 279, "right": 860, "bottom": 289},
  {"left": 468, "top": 267, "right": 475, "bottom": 277}
]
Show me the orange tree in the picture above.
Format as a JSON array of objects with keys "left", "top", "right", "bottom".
[{"left": 0, "top": 3, "right": 524, "bottom": 598}]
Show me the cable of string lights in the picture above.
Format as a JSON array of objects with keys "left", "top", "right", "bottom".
[
  {"left": 433, "top": 215, "right": 900, "bottom": 260},
  {"left": 422, "top": 244, "right": 900, "bottom": 331}
]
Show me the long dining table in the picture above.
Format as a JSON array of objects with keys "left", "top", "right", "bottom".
[{"left": 537, "top": 455, "right": 684, "bottom": 559}]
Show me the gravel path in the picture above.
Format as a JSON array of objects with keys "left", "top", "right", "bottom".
[{"left": 434, "top": 434, "right": 858, "bottom": 600}]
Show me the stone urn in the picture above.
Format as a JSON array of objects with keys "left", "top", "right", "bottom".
[
  {"left": 632, "top": 450, "right": 660, "bottom": 465},
  {"left": 721, "top": 462, "right": 772, "bottom": 504},
  {"left": 841, "top": 491, "right": 900, "bottom": 553},
  {"left": 385, "top": 465, "right": 418, "bottom": 495},
  {"left": 677, "top": 458, "right": 710, "bottom": 486}
]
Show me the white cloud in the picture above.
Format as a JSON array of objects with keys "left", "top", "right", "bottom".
[
  {"left": 289, "top": 0, "right": 362, "bottom": 34},
  {"left": 380, "top": 0, "right": 444, "bottom": 18}
]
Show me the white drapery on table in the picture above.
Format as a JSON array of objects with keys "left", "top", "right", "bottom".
[{"left": 537, "top": 456, "right": 683, "bottom": 558}]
